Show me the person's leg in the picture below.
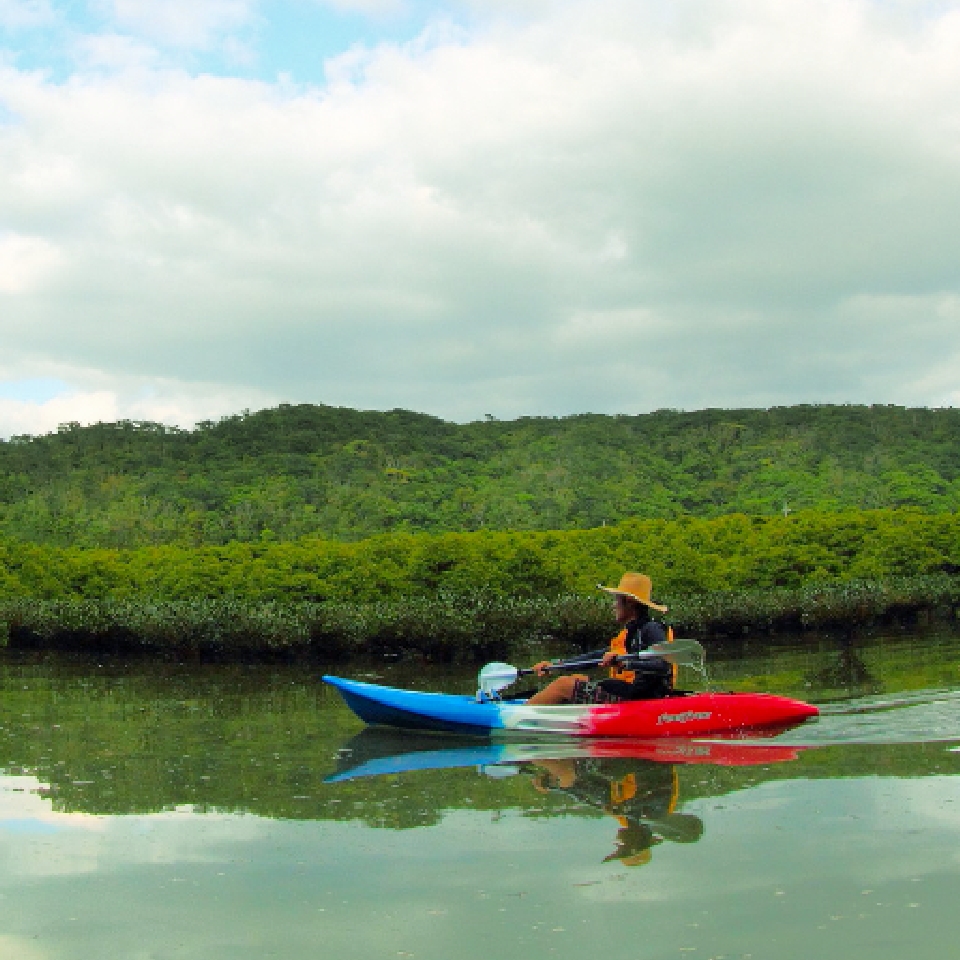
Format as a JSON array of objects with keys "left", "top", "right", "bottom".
[
  {"left": 525, "top": 673, "right": 587, "bottom": 705},
  {"left": 597, "top": 678, "right": 633, "bottom": 699},
  {"left": 622, "top": 671, "right": 672, "bottom": 699}
]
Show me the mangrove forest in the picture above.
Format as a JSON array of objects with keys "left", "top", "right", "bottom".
[{"left": 1, "top": 402, "right": 960, "bottom": 657}]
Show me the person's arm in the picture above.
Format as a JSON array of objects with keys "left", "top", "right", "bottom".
[
  {"left": 581, "top": 646, "right": 610, "bottom": 661},
  {"left": 531, "top": 646, "right": 611, "bottom": 676}
]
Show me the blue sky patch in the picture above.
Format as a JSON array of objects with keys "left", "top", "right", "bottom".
[{"left": 0, "top": 379, "right": 70, "bottom": 403}]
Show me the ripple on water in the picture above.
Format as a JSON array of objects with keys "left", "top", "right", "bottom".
[{"left": 756, "top": 688, "right": 960, "bottom": 747}]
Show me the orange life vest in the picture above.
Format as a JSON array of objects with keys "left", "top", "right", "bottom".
[
  {"left": 608, "top": 625, "right": 675, "bottom": 683},
  {"left": 608, "top": 628, "right": 633, "bottom": 682}
]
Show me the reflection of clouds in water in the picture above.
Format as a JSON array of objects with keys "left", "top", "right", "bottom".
[
  {"left": 0, "top": 770, "right": 958, "bottom": 958},
  {"left": 578, "top": 775, "right": 960, "bottom": 903},
  {"left": 0, "top": 775, "right": 104, "bottom": 828},
  {"left": 0, "top": 774, "right": 266, "bottom": 881},
  {"left": 871, "top": 775, "right": 960, "bottom": 835},
  {"left": 0, "top": 808, "right": 526, "bottom": 960},
  {"left": 0, "top": 775, "right": 106, "bottom": 879},
  {"left": 0, "top": 935, "right": 48, "bottom": 960}
]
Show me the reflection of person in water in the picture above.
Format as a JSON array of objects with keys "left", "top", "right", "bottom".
[{"left": 530, "top": 757, "right": 703, "bottom": 866}]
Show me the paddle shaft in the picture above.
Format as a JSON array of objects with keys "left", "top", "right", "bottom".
[
  {"left": 475, "top": 639, "right": 705, "bottom": 696},
  {"left": 517, "top": 647, "right": 689, "bottom": 678}
]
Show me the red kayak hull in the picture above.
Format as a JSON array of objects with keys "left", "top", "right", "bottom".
[
  {"left": 324, "top": 675, "right": 819, "bottom": 738},
  {"left": 582, "top": 692, "right": 819, "bottom": 737}
]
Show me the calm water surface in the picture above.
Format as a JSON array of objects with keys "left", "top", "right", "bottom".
[{"left": 2, "top": 629, "right": 960, "bottom": 959}]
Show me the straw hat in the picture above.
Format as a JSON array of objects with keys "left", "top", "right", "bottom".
[{"left": 597, "top": 572, "right": 668, "bottom": 613}]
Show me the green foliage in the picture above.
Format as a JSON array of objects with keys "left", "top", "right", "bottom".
[
  {"left": 2, "top": 506, "right": 960, "bottom": 604},
  {"left": 0, "top": 593, "right": 612, "bottom": 661},
  {"left": 2, "top": 572, "right": 960, "bottom": 661},
  {"left": 3, "top": 403, "right": 960, "bottom": 546},
  {"left": 4, "top": 401, "right": 960, "bottom": 657}
]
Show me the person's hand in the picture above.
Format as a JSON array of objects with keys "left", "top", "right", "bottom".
[
  {"left": 599, "top": 651, "right": 619, "bottom": 668},
  {"left": 532, "top": 660, "right": 554, "bottom": 677}
]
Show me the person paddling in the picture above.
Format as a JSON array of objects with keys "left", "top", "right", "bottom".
[{"left": 526, "top": 572, "right": 673, "bottom": 705}]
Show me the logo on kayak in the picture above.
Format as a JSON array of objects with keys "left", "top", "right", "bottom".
[{"left": 656, "top": 710, "right": 712, "bottom": 725}]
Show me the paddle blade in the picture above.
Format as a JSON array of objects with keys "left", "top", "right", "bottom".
[
  {"left": 646, "top": 638, "right": 706, "bottom": 667},
  {"left": 477, "top": 661, "right": 519, "bottom": 697}
]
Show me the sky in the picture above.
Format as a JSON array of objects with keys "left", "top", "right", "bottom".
[{"left": 1, "top": 0, "right": 960, "bottom": 437}]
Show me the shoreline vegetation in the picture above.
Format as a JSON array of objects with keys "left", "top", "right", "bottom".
[
  {"left": 4, "top": 505, "right": 960, "bottom": 660},
  {"left": 1, "top": 575, "right": 959, "bottom": 662},
  {"left": 3, "top": 402, "right": 960, "bottom": 661},
  {"left": 0, "top": 573, "right": 960, "bottom": 663}
]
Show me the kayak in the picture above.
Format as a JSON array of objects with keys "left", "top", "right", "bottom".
[
  {"left": 325, "top": 729, "right": 808, "bottom": 782},
  {"left": 322, "top": 674, "right": 819, "bottom": 738}
]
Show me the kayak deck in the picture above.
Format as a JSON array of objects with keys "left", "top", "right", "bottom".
[{"left": 323, "top": 675, "right": 819, "bottom": 738}]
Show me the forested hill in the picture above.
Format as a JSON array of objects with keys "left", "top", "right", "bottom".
[{"left": 1, "top": 402, "right": 959, "bottom": 548}]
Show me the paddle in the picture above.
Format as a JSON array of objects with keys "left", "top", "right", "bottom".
[{"left": 477, "top": 639, "right": 705, "bottom": 698}]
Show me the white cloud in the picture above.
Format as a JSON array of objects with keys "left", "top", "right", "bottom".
[
  {"left": 313, "top": 0, "right": 407, "bottom": 16},
  {"left": 0, "top": 372, "right": 277, "bottom": 438},
  {"left": 0, "top": 356, "right": 277, "bottom": 438},
  {"left": 91, "top": 0, "right": 258, "bottom": 50},
  {"left": 0, "top": 392, "right": 118, "bottom": 436},
  {"left": 72, "top": 32, "right": 164, "bottom": 73},
  {"left": 0, "top": 0, "right": 54, "bottom": 31},
  {"left": 0, "top": 233, "right": 62, "bottom": 293},
  {"left": 2, "top": 0, "right": 960, "bottom": 424}
]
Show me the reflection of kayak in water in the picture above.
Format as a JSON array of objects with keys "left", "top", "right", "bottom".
[
  {"left": 325, "top": 730, "right": 741, "bottom": 869},
  {"left": 325, "top": 728, "right": 805, "bottom": 782},
  {"left": 323, "top": 674, "right": 818, "bottom": 738}
]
